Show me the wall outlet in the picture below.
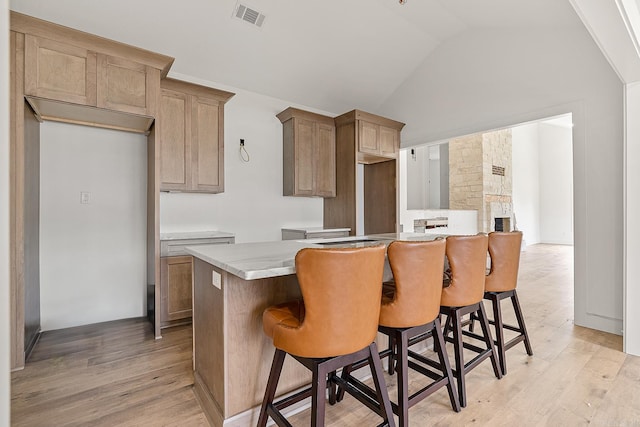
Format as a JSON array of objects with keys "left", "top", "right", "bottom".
[
  {"left": 212, "top": 270, "right": 222, "bottom": 289},
  {"left": 80, "top": 192, "right": 91, "bottom": 204}
]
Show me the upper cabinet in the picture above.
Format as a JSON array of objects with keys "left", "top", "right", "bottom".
[
  {"left": 24, "top": 35, "right": 97, "bottom": 106},
  {"left": 97, "top": 54, "right": 157, "bottom": 116},
  {"left": 13, "top": 11, "right": 173, "bottom": 133},
  {"left": 277, "top": 107, "right": 336, "bottom": 198},
  {"left": 335, "top": 110, "right": 404, "bottom": 164},
  {"left": 24, "top": 34, "right": 158, "bottom": 117},
  {"left": 159, "top": 78, "right": 235, "bottom": 193}
]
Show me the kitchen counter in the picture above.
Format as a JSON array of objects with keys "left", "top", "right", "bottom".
[
  {"left": 160, "top": 230, "right": 235, "bottom": 257},
  {"left": 160, "top": 230, "right": 235, "bottom": 241},
  {"left": 188, "top": 232, "right": 447, "bottom": 426},
  {"left": 185, "top": 233, "right": 443, "bottom": 280}
]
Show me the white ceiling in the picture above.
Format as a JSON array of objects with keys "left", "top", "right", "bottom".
[{"left": 10, "top": 0, "right": 583, "bottom": 114}]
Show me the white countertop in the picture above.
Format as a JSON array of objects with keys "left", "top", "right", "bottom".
[
  {"left": 281, "top": 227, "right": 351, "bottom": 233},
  {"left": 186, "top": 233, "right": 444, "bottom": 280},
  {"left": 160, "top": 230, "right": 235, "bottom": 241}
]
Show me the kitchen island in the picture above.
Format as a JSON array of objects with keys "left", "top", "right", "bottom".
[{"left": 186, "top": 233, "right": 444, "bottom": 426}]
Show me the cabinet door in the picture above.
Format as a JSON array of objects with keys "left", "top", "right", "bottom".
[
  {"left": 315, "top": 122, "right": 336, "bottom": 197},
  {"left": 294, "top": 118, "right": 315, "bottom": 196},
  {"left": 379, "top": 125, "right": 399, "bottom": 157},
  {"left": 358, "top": 120, "right": 380, "bottom": 155},
  {"left": 24, "top": 35, "right": 97, "bottom": 106},
  {"left": 160, "top": 89, "right": 190, "bottom": 191},
  {"left": 192, "top": 96, "right": 223, "bottom": 193},
  {"left": 97, "top": 54, "right": 149, "bottom": 115},
  {"left": 161, "top": 256, "right": 193, "bottom": 323}
]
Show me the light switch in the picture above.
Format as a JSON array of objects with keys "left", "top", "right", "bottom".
[
  {"left": 212, "top": 270, "right": 222, "bottom": 289},
  {"left": 80, "top": 192, "right": 91, "bottom": 204}
]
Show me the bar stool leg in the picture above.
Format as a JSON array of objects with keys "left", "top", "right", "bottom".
[
  {"left": 396, "top": 330, "right": 410, "bottom": 427},
  {"left": 451, "top": 309, "right": 467, "bottom": 408},
  {"left": 367, "top": 343, "right": 396, "bottom": 427},
  {"left": 432, "top": 318, "right": 461, "bottom": 412},
  {"left": 257, "top": 349, "right": 286, "bottom": 427},
  {"left": 490, "top": 293, "right": 507, "bottom": 375},
  {"left": 312, "top": 364, "right": 328, "bottom": 427},
  {"left": 477, "top": 303, "right": 503, "bottom": 379},
  {"left": 512, "top": 292, "right": 533, "bottom": 356}
]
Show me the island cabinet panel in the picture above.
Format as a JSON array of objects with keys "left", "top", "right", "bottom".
[
  {"left": 160, "top": 256, "right": 193, "bottom": 324},
  {"left": 277, "top": 107, "right": 336, "bottom": 198},
  {"left": 24, "top": 34, "right": 97, "bottom": 106},
  {"left": 159, "top": 78, "right": 234, "bottom": 193}
]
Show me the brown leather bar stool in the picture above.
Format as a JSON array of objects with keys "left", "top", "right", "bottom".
[
  {"left": 257, "top": 245, "right": 395, "bottom": 427},
  {"left": 440, "top": 234, "right": 502, "bottom": 408},
  {"left": 376, "top": 239, "right": 461, "bottom": 426},
  {"left": 479, "top": 231, "right": 533, "bottom": 375}
]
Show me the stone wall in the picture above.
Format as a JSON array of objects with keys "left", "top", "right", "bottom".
[{"left": 449, "top": 129, "right": 512, "bottom": 232}]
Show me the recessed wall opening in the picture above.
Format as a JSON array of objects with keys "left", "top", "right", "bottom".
[{"left": 399, "top": 111, "right": 575, "bottom": 318}]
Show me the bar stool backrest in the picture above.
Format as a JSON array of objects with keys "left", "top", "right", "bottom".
[
  {"left": 380, "top": 239, "right": 446, "bottom": 328},
  {"left": 485, "top": 231, "right": 523, "bottom": 292},
  {"left": 441, "top": 234, "right": 489, "bottom": 307},
  {"left": 272, "top": 244, "right": 386, "bottom": 358}
]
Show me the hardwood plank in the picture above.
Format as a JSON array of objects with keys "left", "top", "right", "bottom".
[{"left": 11, "top": 245, "right": 640, "bottom": 426}]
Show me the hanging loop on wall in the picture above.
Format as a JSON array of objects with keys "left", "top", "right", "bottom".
[{"left": 240, "top": 139, "right": 250, "bottom": 162}]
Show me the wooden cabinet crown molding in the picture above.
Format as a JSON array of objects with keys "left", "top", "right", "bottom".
[
  {"left": 10, "top": 11, "right": 175, "bottom": 77},
  {"left": 334, "top": 109, "right": 405, "bottom": 131},
  {"left": 161, "top": 78, "right": 235, "bottom": 104}
]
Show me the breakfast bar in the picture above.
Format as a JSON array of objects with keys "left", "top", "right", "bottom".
[{"left": 186, "top": 233, "right": 444, "bottom": 426}]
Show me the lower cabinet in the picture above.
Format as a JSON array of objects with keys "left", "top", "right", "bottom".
[{"left": 160, "top": 256, "right": 193, "bottom": 327}]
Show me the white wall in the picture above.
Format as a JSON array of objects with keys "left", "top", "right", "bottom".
[
  {"left": 512, "top": 123, "right": 541, "bottom": 245},
  {"left": 160, "top": 76, "right": 329, "bottom": 243},
  {"left": 1, "top": 0, "right": 11, "bottom": 424},
  {"left": 39, "top": 122, "right": 147, "bottom": 330},
  {"left": 380, "top": 27, "right": 623, "bottom": 334},
  {"left": 539, "top": 123, "right": 574, "bottom": 244},
  {"left": 625, "top": 82, "right": 640, "bottom": 354}
]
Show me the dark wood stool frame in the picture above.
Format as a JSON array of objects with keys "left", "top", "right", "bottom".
[
  {"left": 334, "top": 317, "right": 460, "bottom": 427},
  {"left": 469, "top": 289, "right": 533, "bottom": 375},
  {"left": 258, "top": 342, "right": 395, "bottom": 427},
  {"left": 441, "top": 301, "right": 502, "bottom": 408}
]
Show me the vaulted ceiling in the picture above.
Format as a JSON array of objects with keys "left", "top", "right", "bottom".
[{"left": 10, "top": 0, "right": 584, "bottom": 115}]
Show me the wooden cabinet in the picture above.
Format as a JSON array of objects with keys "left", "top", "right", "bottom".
[
  {"left": 324, "top": 109, "right": 405, "bottom": 235},
  {"left": 24, "top": 35, "right": 158, "bottom": 117},
  {"left": 349, "top": 111, "right": 403, "bottom": 163},
  {"left": 160, "top": 256, "right": 193, "bottom": 325},
  {"left": 24, "top": 34, "right": 97, "bottom": 106},
  {"left": 159, "top": 233, "right": 235, "bottom": 328},
  {"left": 277, "top": 107, "right": 336, "bottom": 197},
  {"left": 159, "top": 78, "right": 234, "bottom": 193}
]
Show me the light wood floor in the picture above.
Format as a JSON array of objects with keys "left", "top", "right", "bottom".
[{"left": 11, "top": 244, "right": 640, "bottom": 426}]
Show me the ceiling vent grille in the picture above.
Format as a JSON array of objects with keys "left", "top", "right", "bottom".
[{"left": 234, "top": 2, "right": 266, "bottom": 28}]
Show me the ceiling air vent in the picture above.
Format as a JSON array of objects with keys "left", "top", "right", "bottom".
[{"left": 233, "top": 2, "right": 266, "bottom": 28}]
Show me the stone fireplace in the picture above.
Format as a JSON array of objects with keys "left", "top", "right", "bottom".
[{"left": 449, "top": 129, "right": 513, "bottom": 233}]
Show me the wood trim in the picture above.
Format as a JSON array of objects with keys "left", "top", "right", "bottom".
[
  {"left": 25, "top": 96, "right": 154, "bottom": 134},
  {"left": 324, "top": 122, "right": 357, "bottom": 235},
  {"left": 10, "top": 30, "right": 26, "bottom": 371},
  {"left": 276, "top": 107, "right": 334, "bottom": 126},
  {"left": 334, "top": 109, "right": 405, "bottom": 131},
  {"left": 148, "top": 125, "right": 161, "bottom": 339},
  {"left": 161, "top": 78, "right": 235, "bottom": 104},
  {"left": 10, "top": 11, "right": 175, "bottom": 77}
]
